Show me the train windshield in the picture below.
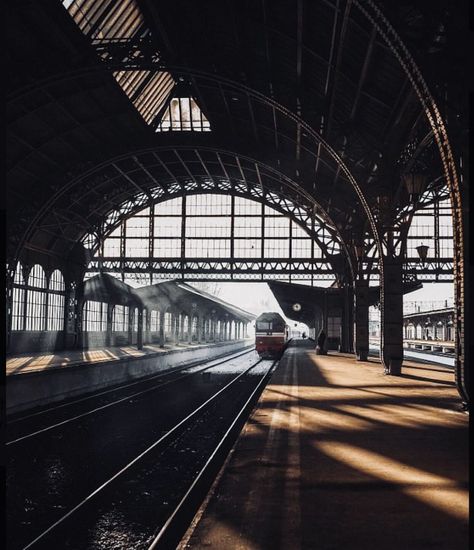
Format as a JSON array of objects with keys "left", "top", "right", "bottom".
[{"left": 256, "top": 322, "right": 272, "bottom": 331}]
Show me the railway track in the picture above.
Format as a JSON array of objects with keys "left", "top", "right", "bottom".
[
  {"left": 7, "top": 347, "right": 254, "bottom": 444},
  {"left": 7, "top": 348, "right": 277, "bottom": 549}
]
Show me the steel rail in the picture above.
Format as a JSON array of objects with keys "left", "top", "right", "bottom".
[
  {"left": 149, "top": 359, "right": 278, "bottom": 549},
  {"left": 8, "top": 347, "right": 253, "bottom": 425},
  {"left": 7, "top": 348, "right": 255, "bottom": 446},
  {"left": 21, "top": 356, "right": 265, "bottom": 550}
]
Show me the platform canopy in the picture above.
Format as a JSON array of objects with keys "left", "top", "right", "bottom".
[
  {"left": 84, "top": 273, "right": 143, "bottom": 308},
  {"left": 135, "top": 280, "right": 255, "bottom": 322},
  {"left": 85, "top": 275, "right": 254, "bottom": 322},
  {"left": 268, "top": 279, "right": 422, "bottom": 327}
]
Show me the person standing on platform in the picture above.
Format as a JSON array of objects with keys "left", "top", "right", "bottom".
[{"left": 316, "top": 329, "right": 326, "bottom": 354}]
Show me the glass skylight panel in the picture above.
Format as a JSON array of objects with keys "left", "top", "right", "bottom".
[
  {"left": 157, "top": 97, "right": 211, "bottom": 132},
  {"left": 132, "top": 72, "right": 175, "bottom": 124},
  {"left": 114, "top": 70, "right": 151, "bottom": 98},
  {"left": 62, "top": 0, "right": 176, "bottom": 128},
  {"left": 64, "top": 0, "right": 144, "bottom": 41}
]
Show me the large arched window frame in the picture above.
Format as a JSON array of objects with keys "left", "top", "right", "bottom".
[
  {"left": 112, "top": 305, "right": 129, "bottom": 332},
  {"left": 11, "top": 264, "right": 25, "bottom": 331},
  {"left": 83, "top": 301, "right": 108, "bottom": 332},
  {"left": 47, "top": 269, "right": 66, "bottom": 331},
  {"left": 12, "top": 264, "right": 66, "bottom": 332},
  {"left": 86, "top": 193, "right": 342, "bottom": 285},
  {"left": 25, "top": 265, "right": 47, "bottom": 331}
]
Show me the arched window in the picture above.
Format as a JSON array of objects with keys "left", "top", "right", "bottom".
[
  {"left": 91, "top": 194, "right": 340, "bottom": 286},
  {"left": 164, "top": 312, "right": 172, "bottom": 336},
  {"left": 47, "top": 270, "right": 66, "bottom": 331},
  {"left": 11, "top": 263, "right": 25, "bottom": 331},
  {"left": 83, "top": 301, "right": 107, "bottom": 332},
  {"left": 150, "top": 310, "right": 160, "bottom": 332},
  {"left": 26, "top": 264, "right": 47, "bottom": 331},
  {"left": 112, "top": 305, "right": 129, "bottom": 332},
  {"left": 133, "top": 308, "right": 138, "bottom": 331}
]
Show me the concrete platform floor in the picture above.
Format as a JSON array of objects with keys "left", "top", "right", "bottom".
[
  {"left": 6, "top": 340, "right": 246, "bottom": 376},
  {"left": 181, "top": 340, "right": 468, "bottom": 550}
]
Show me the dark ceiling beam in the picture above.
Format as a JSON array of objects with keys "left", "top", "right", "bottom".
[
  {"left": 246, "top": 94, "right": 260, "bottom": 143},
  {"left": 67, "top": 181, "right": 118, "bottom": 215},
  {"left": 226, "top": 0, "right": 244, "bottom": 76},
  {"left": 261, "top": 0, "right": 274, "bottom": 97},
  {"left": 216, "top": 152, "right": 232, "bottom": 182},
  {"left": 133, "top": 154, "right": 166, "bottom": 193},
  {"left": 295, "top": 0, "right": 304, "bottom": 169},
  {"left": 190, "top": 75, "right": 212, "bottom": 124},
  {"left": 235, "top": 155, "right": 249, "bottom": 193},
  {"left": 295, "top": 100, "right": 302, "bottom": 169},
  {"left": 42, "top": 84, "right": 107, "bottom": 148},
  {"left": 217, "top": 82, "right": 237, "bottom": 138},
  {"left": 152, "top": 151, "right": 180, "bottom": 185},
  {"left": 381, "top": 79, "right": 411, "bottom": 140},
  {"left": 10, "top": 164, "right": 38, "bottom": 181},
  {"left": 22, "top": 241, "right": 73, "bottom": 259},
  {"left": 173, "top": 149, "right": 196, "bottom": 183},
  {"left": 112, "top": 162, "right": 150, "bottom": 197},
  {"left": 324, "top": 1, "right": 341, "bottom": 103},
  {"left": 296, "top": 0, "right": 304, "bottom": 95},
  {"left": 11, "top": 84, "right": 102, "bottom": 166},
  {"left": 9, "top": 130, "right": 62, "bottom": 170},
  {"left": 41, "top": 208, "right": 91, "bottom": 252},
  {"left": 139, "top": 0, "right": 176, "bottom": 59},
  {"left": 314, "top": 141, "right": 322, "bottom": 184},
  {"left": 325, "top": 0, "right": 352, "bottom": 138},
  {"left": 254, "top": 162, "right": 264, "bottom": 193},
  {"left": 350, "top": 25, "right": 376, "bottom": 121},
  {"left": 194, "top": 150, "right": 216, "bottom": 185},
  {"left": 53, "top": 209, "right": 91, "bottom": 230}
]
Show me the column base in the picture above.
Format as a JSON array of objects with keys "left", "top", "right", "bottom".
[{"left": 384, "top": 358, "right": 402, "bottom": 375}]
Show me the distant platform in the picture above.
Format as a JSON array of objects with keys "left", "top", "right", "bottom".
[{"left": 368, "top": 343, "right": 455, "bottom": 367}]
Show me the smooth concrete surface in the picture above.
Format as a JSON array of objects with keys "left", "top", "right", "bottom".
[
  {"left": 6, "top": 339, "right": 253, "bottom": 414},
  {"left": 181, "top": 339, "right": 468, "bottom": 550}
]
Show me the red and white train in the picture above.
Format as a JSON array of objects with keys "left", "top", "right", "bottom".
[{"left": 255, "top": 312, "right": 290, "bottom": 358}]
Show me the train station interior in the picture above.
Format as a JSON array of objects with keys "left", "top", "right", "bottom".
[{"left": 5, "top": 0, "right": 469, "bottom": 549}]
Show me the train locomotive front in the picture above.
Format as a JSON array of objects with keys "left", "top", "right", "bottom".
[{"left": 255, "top": 312, "right": 289, "bottom": 358}]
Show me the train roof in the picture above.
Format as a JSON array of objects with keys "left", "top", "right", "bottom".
[{"left": 255, "top": 312, "right": 287, "bottom": 324}]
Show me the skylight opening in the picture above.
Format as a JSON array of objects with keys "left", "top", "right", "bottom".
[
  {"left": 157, "top": 97, "right": 211, "bottom": 132},
  {"left": 127, "top": 71, "right": 175, "bottom": 125},
  {"left": 62, "top": 0, "right": 176, "bottom": 127},
  {"left": 64, "top": 0, "right": 145, "bottom": 42}
]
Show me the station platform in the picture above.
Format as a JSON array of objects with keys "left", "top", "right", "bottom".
[
  {"left": 6, "top": 339, "right": 253, "bottom": 414},
  {"left": 6, "top": 342, "right": 227, "bottom": 377},
  {"left": 182, "top": 339, "right": 468, "bottom": 550}
]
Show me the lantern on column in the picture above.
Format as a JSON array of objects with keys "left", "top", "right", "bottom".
[{"left": 416, "top": 244, "right": 429, "bottom": 266}]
